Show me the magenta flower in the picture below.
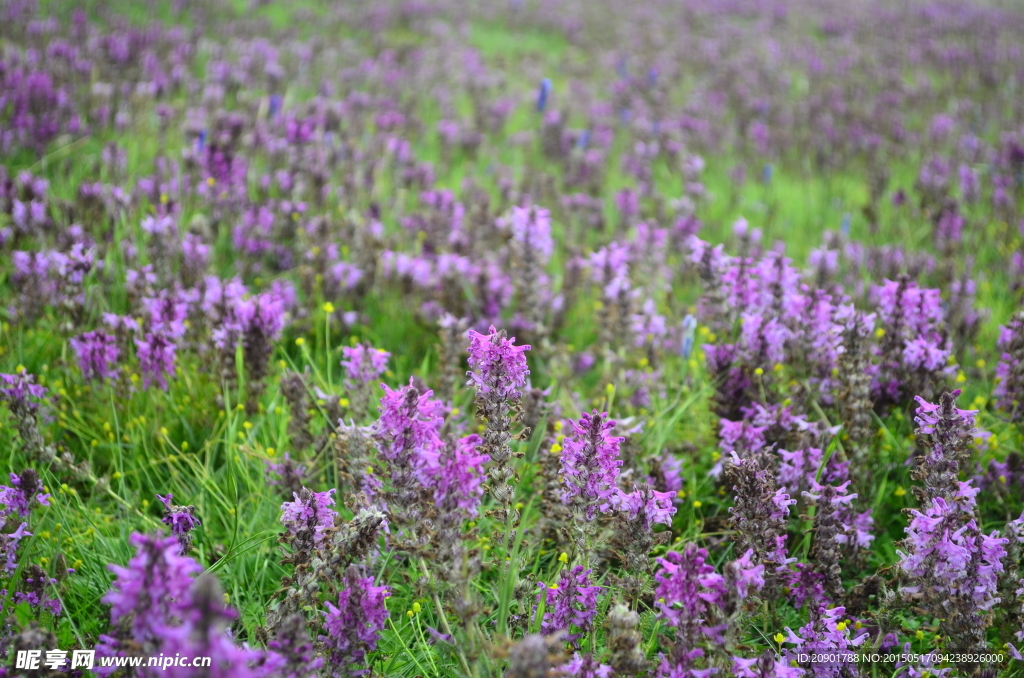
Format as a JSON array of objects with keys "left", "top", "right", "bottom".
[
  {"left": 615, "top": 484, "right": 676, "bottom": 528},
  {"left": 555, "top": 653, "right": 613, "bottom": 678},
  {"left": 341, "top": 344, "right": 391, "bottom": 386},
  {"left": 157, "top": 493, "right": 201, "bottom": 554},
  {"left": 98, "top": 533, "right": 203, "bottom": 660},
  {"left": 782, "top": 605, "right": 868, "bottom": 677},
  {"left": 70, "top": 330, "right": 120, "bottom": 382},
  {"left": 560, "top": 411, "right": 624, "bottom": 520},
  {"left": 466, "top": 324, "right": 531, "bottom": 401},
  {"left": 320, "top": 566, "right": 390, "bottom": 677},
  {"left": 538, "top": 566, "right": 602, "bottom": 645},
  {"left": 281, "top": 488, "right": 338, "bottom": 549},
  {"left": 421, "top": 433, "right": 489, "bottom": 517},
  {"left": 135, "top": 331, "right": 177, "bottom": 390}
]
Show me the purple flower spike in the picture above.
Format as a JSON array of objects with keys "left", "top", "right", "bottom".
[
  {"left": 539, "top": 565, "right": 602, "bottom": 646},
  {"left": 70, "top": 331, "right": 120, "bottom": 382},
  {"left": 560, "top": 411, "right": 624, "bottom": 520},
  {"left": 281, "top": 488, "right": 338, "bottom": 551},
  {"left": 135, "top": 331, "right": 177, "bottom": 390},
  {"left": 466, "top": 325, "right": 531, "bottom": 402},
  {"left": 320, "top": 566, "right": 389, "bottom": 677},
  {"left": 156, "top": 493, "right": 201, "bottom": 555},
  {"left": 466, "top": 325, "right": 530, "bottom": 538}
]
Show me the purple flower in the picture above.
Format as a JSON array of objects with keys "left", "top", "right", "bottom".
[
  {"left": 913, "top": 390, "right": 977, "bottom": 504},
  {"left": 135, "top": 331, "right": 177, "bottom": 390},
  {"left": 615, "top": 484, "right": 676, "bottom": 528},
  {"left": 97, "top": 533, "right": 203, "bottom": 666},
  {"left": 341, "top": 345, "right": 390, "bottom": 386},
  {"left": 341, "top": 344, "right": 390, "bottom": 418},
  {"left": 0, "top": 469, "right": 50, "bottom": 519},
  {"left": 560, "top": 411, "right": 624, "bottom": 520},
  {"left": 994, "top": 312, "right": 1024, "bottom": 421},
  {"left": 721, "top": 549, "right": 766, "bottom": 602},
  {"left": 538, "top": 566, "right": 602, "bottom": 644},
  {"left": 783, "top": 605, "right": 868, "bottom": 678},
  {"left": 510, "top": 205, "right": 554, "bottom": 263},
  {"left": 374, "top": 379, "right": 444, "bottom": 470},
  {"left": 157, "top": 493, "right": 201, "bottom": 554},
  {"left": 319, "top": 566, "right": 389, "bottom": 677},
  {"left": 466, "top": 325, "right": 531, "bottom": 402},
  {"left": 0, "top": 372, "right": 48, "bottom": 410},
  {"left": 2, "top": 521, "right": 32, "bottom": 573},
  {"left": 421, "top": 433, "right": 489, "bottom": 517},
  {"left": 373, "top": 380, "right": 445, "bottom": 532},
  {"left": 70, "top": 331, "right": 120, "bottom": 382},
  {"left": 281, "top": 488, "right": 337, "bottom": 549},
  {"left": 554, "top": 653, "right": 613, "bottom": 678},
  {"left": 654, "top": 544, "right": 717, "bottom": 628},
  {"left": 466, "top": 325, "right": 530, "bottom": 530},
  {"left": 732, "top": 652, "right": 804, "bottom": 678}
]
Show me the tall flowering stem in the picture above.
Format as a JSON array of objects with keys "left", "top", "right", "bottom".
[
  {"left": 319, "top": 565, "right": 389, "bottom": 678},
  {"left": 995, "top": 311, "right": 1024, "bottom": 421},
  {"left": 373, "top": 380, "right": 445, "bottom": 541},
  {"left": 912, "top": 389, "right": 977, "bottom": 504},
  {"left": 537, "top": 565, "right": 602, "bottom": 648},
  {"left": 156, "top": 493, "right": 200, "bottom": 555},
  {"left": 802, "top": 481, "right": 858, "bottom": 602},
  {"left": 341, "top": 344, "right": 390, "bottom": 421},
  {"left": 724, "top": 453, "right": 794, "bottom": 593},
  {"left": 560, "top": 410, "right": 624, "bottom": 567},
  {"left": 466, "top": 326, "right": 530, "bottom": 553},
  {"left": 611, "top": 483, "right": 676, "bottom": 602}
]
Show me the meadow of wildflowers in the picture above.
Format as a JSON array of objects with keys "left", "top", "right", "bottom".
[{"left": 2, "top": 0, "right": 1024, "bottom": 675}]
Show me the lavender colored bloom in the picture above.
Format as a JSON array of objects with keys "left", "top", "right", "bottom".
[
  {"left": 2, "top": 521, "right": 32, "bottom": 573},
  {"left": 616, "top": 484, "right": 676, "bottom": 529},
  {"left": 341, "top": 344, "right": 391, "bottom": 386},
  {"left": 70, "top": 330, "right": 120, "bottom": 382},
  {"left": 913, "top": 390, "right": 977, "bottom": 504},
  {"left": 654, "top": 544, "right": 718, "bottom": 628},
  {"left": 157, "top": 493, "right": 201, "bottom": 554},
  {"left": 554, "top": 653, "right": 613, "bottom": 678},
  {"left": 95, "top": 533, "right": 203, "bottom": 670},
  {"left": 373, "top": 380, "right": 445, "bottom": 535},
  {"left": 161, "top": 575, "right": 265, "bottom": 678},
  {"left": 135, "top": 331, "right": 177, "bottom": 390},
  {"left": 783, "top": 605, "right": 868, "bottom": 677},
  {"left": 995, "top": 311, "right": 1024, "bottom": 421},
  {"left": 538, "top": 566, "right": 602, "bottom": 645},
  {"left": 561, "top": 411, "right": 624, "bottom": 520},
  {"left": 802, "top": 481, "right": 858, "bottom": 601},
  {"left": 0, "top": 372, "right": 48, "bottom": 410},
  {"left": 281, "top": 488, "right": 337, "bottom": 550},
  {"left": 421, "top": 433, "right": 488, "bottom": 517},
  {"left": 467, "top": 325, "right": 530, "bottom": 538},
  {"left": 319, "top": 566, "right": 389, "bottom": 677},
  {"left": 725, "top": 454, "right": 795, "bottom": 577},
  {"left": 144, "top": 293, "right": 189, "bottom": 339},
  {"left": 341, "top": 344, "right": 390, "bottom": 418},
  {"left": 651, "top": 543, "right": 727, "bottom": 677},
  {"left": 467, "top": 325, "right": 531, "bottom": 403},
  {"left": 510, "top": 205, "right": 554, "bottom": 263},
  {"left": 0, "top": 469, "right": 50, "bottom": 519},
  {"left": 873, "top": 277, "right": 953, "bottom": 404},
  {"left": 733, "top": 651, "right": 804, "bottom": 678},
  {"left": 721, "top": 549, "right": 766, "bottom": 602},
  {"left": 898, "top": 493, "right": 1008, "bottom": 657}
]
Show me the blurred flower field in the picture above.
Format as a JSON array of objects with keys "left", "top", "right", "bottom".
[{"left": 2, "top": 0, "right": 1024, "bottom": 676}]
